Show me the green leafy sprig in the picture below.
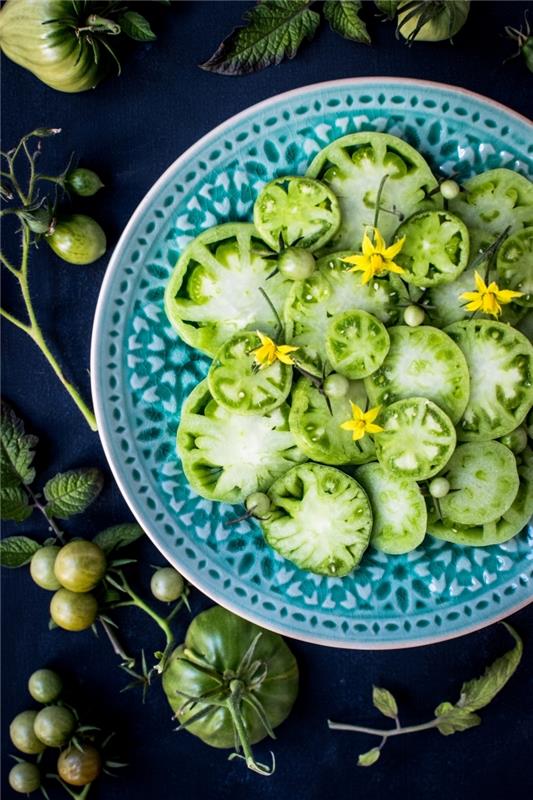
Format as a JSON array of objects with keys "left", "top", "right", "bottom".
[{"left": 328, "top": 623, "right": 523, "bottom": 766}]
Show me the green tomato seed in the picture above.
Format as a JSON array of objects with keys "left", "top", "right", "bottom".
[
  {"left": 429, "top": 477, "right": 450, "bottom": 498},
  {"left": 403, "top": 305, "right": 425, "bottom": 327}
]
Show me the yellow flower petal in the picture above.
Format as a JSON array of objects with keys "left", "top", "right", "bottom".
[
  {"left": 362, "top": 405, "right": 381, "bottom": 424},
  {"left": 384, "top": 261, "right": 406, "bottom": 275},
  {"left": 383, "top": 236, "right": 405, "bottom": 260},
  {"left": 372, "top": 227, "right": 386, "bottom": 253},
  {"left": 464, "top": 298, "right": 483, "bottom": 312},
  {"left": 474, "top": 271, "right": 487, "bottom": 293},
  {"left": 496, "top": 288, "right": 524, "bottom": 302},
  {"left": 343, "top": 254, "right": 369, "bottom": 270},
  {"left": 365, "top": 422, "right": 384, "bottom": 434},
  {"left": 460, "top": 291, "right": 481, "bottom": 303},
  {"left": 361, "top": 230, "right": 374, "bottom": 257}
]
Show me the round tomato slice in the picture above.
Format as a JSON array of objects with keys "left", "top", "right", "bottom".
[
  {"left": 325, "top": 310, "right": 390, "bottom": 379},
  {"left": 306, "top": 132, "right": 440, "bottom": 252},
  {"left": 253, "top": 176, "right": 340, "bottom": 252},
  {"left": 261, "top": 463, "right": 372, "bottom": 577},
  {"left": 496, "top": 228, "right": 533, "bottom": 308}
]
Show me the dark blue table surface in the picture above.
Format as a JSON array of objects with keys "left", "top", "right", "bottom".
[{"left": 2, "top": 2, "right": 533, "bottom": 799}]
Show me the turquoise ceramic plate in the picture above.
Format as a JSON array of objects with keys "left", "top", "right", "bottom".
[{"left": 91, "top": 78, "right": 533, "bottom": 649}]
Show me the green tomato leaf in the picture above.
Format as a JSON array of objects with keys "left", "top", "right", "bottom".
[
  {"left": 372, "top": 686, "right": 398, "bottom": 719},
  {"left": 456, "top": 623, "right": 523, "bottom": 712},
  {"left": 0, "top": 535, "right": 40, "bottom": 567},
  {"left": 434, "top": 702, "right": 481, "bottom": 735},
  {"left": 43, "top": 468, "right": 104, "bottom": 519},
  {"left": 199, "top": 0, "right": 320, "bottom": 76},
  {"left": 323, "top": 0, "right": 371, "bottom": 44},
  {"left": 374, "top": 0, "right": 399, "bottom": 19},
  {"left": 118, "top": 11, "right": 157, "bottom": 41},
  {"left": 93, "top": 523, "right": 144, "bottom": 554},
  {"left": 358, "top": 747, "right": 381, "bottom": 766},
  {"left": 0, "top": 399, "right": 38, "bottom": 488},
  {"left": 0, "top": 486, "right": 33, "bottom": 523}
]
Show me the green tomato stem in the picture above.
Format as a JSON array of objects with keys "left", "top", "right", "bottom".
[
  {"left": 328, "top": 717, "right": 441, "bottom": 738},
  {"left": 99, "top": 617, "right": 134, "bottom": 664},
  {"left": 373, "top": 173, "right": 390, "bottom": 230},
  {"left": 226, "top": 682, "right": 275, "bottom": 776},
  {"left": 0, "top": 250, "right": 20, "bottom": 277},
  {"left": 24, "top": 483, "right": 66, "bottom": 544},
  {"left": 113, "top": 572, "right": 175, "bottom": 664}
]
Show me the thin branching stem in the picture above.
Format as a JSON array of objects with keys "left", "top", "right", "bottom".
[{"left": 328, "top": 717, "right": 440, "bottom": 738}]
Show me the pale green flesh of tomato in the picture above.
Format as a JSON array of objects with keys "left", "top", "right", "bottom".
[
  {"left": 262, "top": 463, "right": 372, "bottom": 577},
  {"left": 436, "top": 441, "right": 519, "bottom": 525},
  {"left": 207, "top": 331, "right": 292, "bottom": 415},
  {"left": 446, "top": 319, "right": 533, "bottom": 441},
  {"left": 428, "top": 448, "right": 533, "bottom": 546},
  {"left": 375, "top": 397, "right": 456, "bottom": 480},
  {"left": 326, "top": 310, "right": 390, "bottom": 379},
  {"left": 496, "top": 228, "right": 533, "bottom": 307},
  {"left": 177, "top": 380, "right": 305, "bottom": 503},
  {"left": 449, "top": 168, "right": 533, "bottom": 254},
  {"left": 283, "top": 253, "right": 398, "bottom": 375},
  {"left": 253, "top": 177, "right": 341, "bottom": 252},
  {"left": 289, "top": 377, "right": 375, "bottom": 465},
  {"left": 164, "top": 223, "right": 290, "bottom": 356},
  {"left": 365, "top": 325, "right": 470, "bottom": 423},
  {"left": 306, "top": 132, "right": 440, "bottom": 252},
  {"left": 356, "top": 462, "right": 427, "bottom": 554},
  {"left": 393, "top": 210, "right": 469, "bottom": 287}
]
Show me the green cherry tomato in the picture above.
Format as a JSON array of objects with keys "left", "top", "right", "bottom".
[
  {"left": 323, "top": 373, "right": 350, "bottom": 400},
  {"left": 245, "top": 491, "right": 271, "bottom": 518},
  {"left": 46, "top": 214, "right": 106, "bottom": 265},
  {"left": 440, "top": 179, "right": 460, "bottom": 200},
  {"left": 8, "top": 762, "right": 42, "bottom": 794},
  {"left": 34, "top": 705, "right": 76, "bottom": 748},
  {"left": 54, "top": 541, "right": 107, "bottom": 592},
  {"left": 28, "top": 669, "right": 63, "bottom": 704},
  {"left": 9, "top": 710, "right": 46, "bottom": 755},
  {"left": 500, "top": 426, "right": 528, "bottom": 454},
  {"left": 30, "top": 545, "right": 61, "bottom": 590},
  {"left": 57, "top": 743, "right": 102, "bottom": 786},
  {"left": 66, "top": 168, "right": 104, "bottom": 196},
  {"left": 429, "top": 477, "right": 451, "bottom": 498},
  {"left": 50, "top": 589, "right": 98, "bottom": 632},
  {"left": 403, "top": 305, "right": 426, "bottom": 327},
  {"left": 151, "top": 568, "right": 185, "bottom": 602},
  {"left": 278, "top": 248, "right": 316, "bottom": 280}
]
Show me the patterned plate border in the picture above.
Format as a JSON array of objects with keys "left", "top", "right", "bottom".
[{"left": 91, "top": 78, "right": 533, "bottom": 649}]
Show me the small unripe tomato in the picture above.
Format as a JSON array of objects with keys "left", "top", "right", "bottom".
[
  {"left": 429, "top": 477, "right": 450, "bottom": 498},
  {"left": 500, "top": 426, "right": 528, "bottom": 454},
  {"left": 323, "top": 373, "right": 350, "bottom": 399},
  {"left": 278, "top": 248, "right": 316, "bottom": 280},
  {"left": 30, "top": 545, "right": 61, "bottom": 590},
  {"left": 151, "top": 568, "right": 185, "bottom": 602},
  {"left": 66, "top": 168, "right": 104, "bottom": 196},
  {"left": 403, "top": 304, "right": 425, "bottom": 327},
  {"left": 46, "top": 214, "right": 106, "bottom": 265},
  {"left": 50, "top": 589, "right": 98, "bottom": 631},
  {"left": 440, "top": 179, "right": 461, "bottom": 200},
  {"left": 28, "top": 669, "right": 63, "bottom": 704},
  {"left": 9, "top": 711, "right": 46, "bottom": 755},
  {"left": 54, "top": 541, "right": 106, "bottom": 592},
  {"left": 33, "top": 705, "right": 76, "bottom": 748},
  {"left": 9, "top": 762, "right": 42, "bottom": 794},
  {"left": 57, "top": 743, "right": 102, "bottom": 786},
  {"left": 245, "top": 492, "right": 271, "bottom": 518}
]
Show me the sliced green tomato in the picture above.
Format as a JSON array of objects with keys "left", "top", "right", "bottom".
[
  {"left": 207, "top": 331, "right": 292, "bottom": 415},
  {"left": 289, "top": 377, "right": 376, "bottom": 465},
  {"left": 306, "top": 132, "right": 440, "bottom": 252},
  {"left": 428, "top": 447, "right": 533, "bottom": 546},
  {"left": 356, "top": 462, "right": 427, "bottom": 554},
  {"left": 449, "top": 168, "right": 533, "bottom": 254},
  {"left": 393, "top": 210, "right": 470, "bottom": 287},
  {"left": 283, "top": 253, "right": 398, "bottom": 375},
  {"left": 437, "top": 442, "right": 519, "bottom": 525},
  {"left": 375, "top": 397, "right": 456, "bottom": 480},
  {"left": 177, "top": 380, "right": 305, "bottom": 504},
  {"left": 261, "top": 463, "right": 372, "bottom": 577},
  {"left": 164, "top": 223, "right": 290, "bottom": 356},
  {"left": 427, "top": 266, "right": 526, "bottom": 328},
  {"left": 325, "top": 310, "right": 390, "bottom": 379},
  {"left": 496, "top": 228, "right": 533, "bottom": 308},
  {"left": 365, "top": 325, "right": 470, "bottom": 423},
  {"left": 446, "top": 319, "right": 533, "bottom": 441},
  {"left": 253, "top": 176, "right": 341, "bottom": 252}
]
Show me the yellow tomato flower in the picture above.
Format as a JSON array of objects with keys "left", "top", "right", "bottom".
[
  {"left": 340, "top": 402, "right": 384, "bottom": 441},
  {"left": 252, "top": 331, "right": 299, "bottom": 368},
  {"left": 342, "top": 227, "right": 406, "bottom": 285},
  {"left": 460, "top": 271, "right": 523, "bottom": 318}
]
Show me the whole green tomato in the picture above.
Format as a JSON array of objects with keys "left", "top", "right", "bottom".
[
  {"left": 162, "top": 606, "right": 298, "bottom": 774},
  {"left": 28, "top": 668, "right": 63, "bottom": 703},
  {"left": 9, "top": 762, "right": 42, "bottom": 794},
  {"left": 33, "top": 705, "right": 76, "bottom": 747},
  {"left": 30, "top": 545, "right": 61, "bottom": 590},
  {"left": 54, "top": 540, "right": 107, "bottom": 592},
  {"left": 57, "top": 743, "right": 102, "bottom": 786},
  {"left": 46, "top": 215, "right": 106, "bottom": 265},
  {"left": 150, "top": 567, "right": 185, "bottom": 602},
  {"left": 9, "top": 710, "right": 46, "bottom": 755},
  {"left": 66, "top": 168, "right": 104, "bottom": 197},
  {"left": 397, "top": 0, "right": 470, "bottom": 42},
  {"left": 50, "top": 588, "right": 98, "bottom": 631},
  {"left": 0, "top": 0, "right": 117, "bottom": 92}
]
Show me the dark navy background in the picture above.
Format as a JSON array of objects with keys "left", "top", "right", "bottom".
[{"left": 2, "top": 2, "right": 533, "bottom": 798}]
